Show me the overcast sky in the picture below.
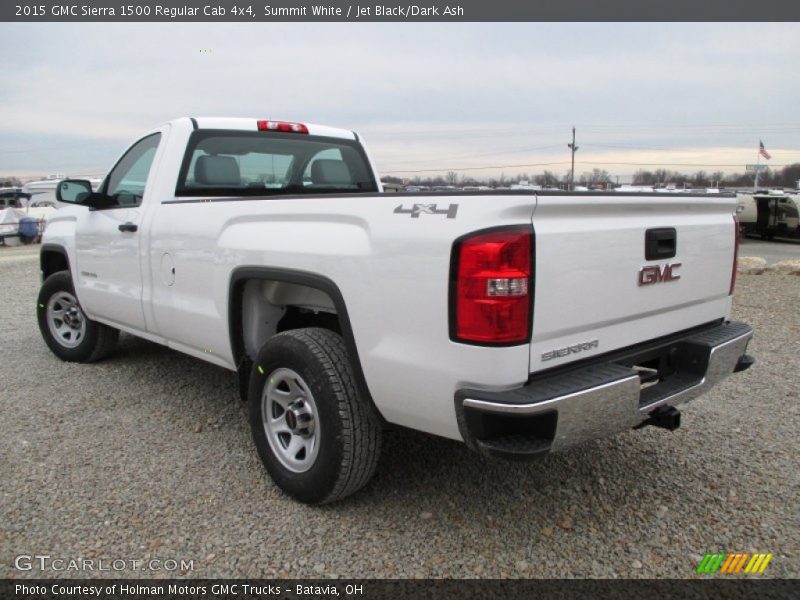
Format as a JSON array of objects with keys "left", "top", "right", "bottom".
[{"left": 2, "top": 22, "right": 799, "bottom": 181}]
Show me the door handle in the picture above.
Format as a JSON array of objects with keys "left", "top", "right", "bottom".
[{"left": 118, "top": 222, "right": 138, "bottom": 233}]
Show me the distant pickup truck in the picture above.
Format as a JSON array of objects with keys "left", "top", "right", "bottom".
[{"left": 38, "top": 118, "right": 754, "bottom": 503}]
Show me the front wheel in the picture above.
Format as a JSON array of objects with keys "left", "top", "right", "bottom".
[
  {"left": 248, "top": 328, "right": 381, "bottom": 504},
  {"left": 37, "top": 271, "right": 119, "bottom": 362}
]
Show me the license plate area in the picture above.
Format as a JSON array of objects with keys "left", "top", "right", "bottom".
[{"left": 613, "top": 341, "right": 706, "bottom": 407}]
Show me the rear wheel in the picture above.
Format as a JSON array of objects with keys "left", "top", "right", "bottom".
[
  {"left": 37, "top": 271, "right": 119, "bottom": 362},
  {"left": 248, "top": 328, "right": 381, "bottom": 504}
]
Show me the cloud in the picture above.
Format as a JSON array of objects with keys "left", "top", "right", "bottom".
[{"left": 1, "top": 22, "right": 799, "bottom": 178}]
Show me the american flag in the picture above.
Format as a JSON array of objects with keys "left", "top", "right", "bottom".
[{"left": 759, "top": 140, "right": 772, "bottom": 160}]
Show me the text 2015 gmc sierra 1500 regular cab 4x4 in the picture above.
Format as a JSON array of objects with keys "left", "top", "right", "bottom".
[{"left": 37, "top": 117, "right": 754, "bottom": 503}]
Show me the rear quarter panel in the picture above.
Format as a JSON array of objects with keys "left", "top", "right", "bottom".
[{"left": 148, "top": 193, "right": 538, "bottom": 440}]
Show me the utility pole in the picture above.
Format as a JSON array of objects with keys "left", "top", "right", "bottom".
[{"left": 568, "top": 127, "right": 578, "bottom": 191}]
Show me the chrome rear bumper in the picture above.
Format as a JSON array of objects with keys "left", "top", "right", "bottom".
[{"left": 456, "top": 321, "right": 753, "bottom": 459}]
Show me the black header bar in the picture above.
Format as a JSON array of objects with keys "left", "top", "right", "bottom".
[
  {"left": 3, "top": 578, "right": 799, "bottom": 600},
  {"left": 3, "top": 0, "right": 800, "bottom": 22}
]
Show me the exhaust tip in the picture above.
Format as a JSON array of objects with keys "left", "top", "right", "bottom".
[
  {"left": 734, "top": 354, "right": 755, "bottom": 373},
  {"left": 645, "top": 406, "right": 681, "bottom": 431}
]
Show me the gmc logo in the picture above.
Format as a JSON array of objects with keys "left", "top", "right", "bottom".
[{"left": 639, "top": 263, "right": 681, "bottom": 286}]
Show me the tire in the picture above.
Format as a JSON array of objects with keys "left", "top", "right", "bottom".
[
  {"left": 37, "top": 271, "right": 119, "bottom": 363},
  {"left": 248, "top": 327, "right": 381, "bottom": 504}
]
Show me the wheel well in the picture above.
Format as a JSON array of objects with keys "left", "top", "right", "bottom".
[
  {"left": 41, "top": 247, "right": 69, "bottom": 279},
  {"left": 235, "top": 278, "right": 341, "bottom": 363},
  {"left": 229, "top": 270, "right": 385, "bottom": 426}
]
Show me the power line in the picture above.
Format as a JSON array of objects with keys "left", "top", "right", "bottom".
[
  {"left": 382, "top": 161, "right": 571, "bottom": 174},
  {"left": 581, "top": 161, "right": 799, "bottom": 167},
  {"left": 382, "top": 159, "right": 800, "bottom": 174},
  {"left": 582, "top": 142, "right": 676, "bottom": 151},
  {"left": 378, "top": 143, "right": 565, "bottom": 166},
  {"left": 363, "top": 124, "right": 568, "bottom": 138},
  {"left": 0, "top": 142, "right": 115, "bottom": 156},
  {"left": 364, "top": 122, "right": 800, "bottom": 140}
]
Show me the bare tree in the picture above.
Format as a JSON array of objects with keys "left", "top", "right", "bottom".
[
  {"left": 534, "top": 170, "right": 559, "bottom": 187},
  {"left": 396, "top": 163, "right": 800, "bottom": 191},
  {"left": 692, "top": 171, "right": 709, "bottom": 187},
  {"left": 0, "top": 176, "right": 23, "bottom": 187},
  {"left": 579, "top": 169, "right": 611, "bottom": 186}
]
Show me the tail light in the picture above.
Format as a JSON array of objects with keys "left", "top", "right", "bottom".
[
  {"left": 730, "top": 215, "right": 740, "bottom": 295},
  {"left": 450, "top": 226, "right": 533, "bottom": 345},
  {"left": 257, "top": 120, "right": 309, "bottom": 134}
]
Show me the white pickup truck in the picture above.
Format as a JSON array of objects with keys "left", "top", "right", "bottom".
[{"left": 38, "top": 117, "right": 754, "bottom": 503}]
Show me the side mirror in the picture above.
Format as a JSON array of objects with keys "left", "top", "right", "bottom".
[{"left": 57, "top": 179, "right": 93, "bottom": 204}]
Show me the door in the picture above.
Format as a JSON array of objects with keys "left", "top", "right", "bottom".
[
  {"left": 756, "top": 197, "right": 778, "bottom": 232},
  {"left": 74, "top": 133, "right": 162, "bottom": 330}
]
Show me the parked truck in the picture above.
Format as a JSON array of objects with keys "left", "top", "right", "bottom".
[{"left": 38, "top": 118, "right": 754, "bottom": 503}]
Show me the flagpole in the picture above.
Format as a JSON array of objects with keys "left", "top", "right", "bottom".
[{"left": 754, "top": 144, "right": 761, "bottom": 191}]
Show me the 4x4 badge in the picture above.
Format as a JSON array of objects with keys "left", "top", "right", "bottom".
[{"left": 394, "top": 203, "right": 458, "bottom": 219}]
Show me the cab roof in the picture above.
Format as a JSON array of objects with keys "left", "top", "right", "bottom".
[{"left": 184, "top": 117, "right": 357, "bottom": 140}]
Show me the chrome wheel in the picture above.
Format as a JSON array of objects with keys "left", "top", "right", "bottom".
[
  {"left": 46, "top": 291, "right": 86, "bottom": 349},
  {"left": 262, "top": 368, "right": 320, "bottom": 473}
]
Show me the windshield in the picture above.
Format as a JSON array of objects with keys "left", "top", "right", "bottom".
[{"left": 176, "top": 130, "right": 378, "bottom": 196}]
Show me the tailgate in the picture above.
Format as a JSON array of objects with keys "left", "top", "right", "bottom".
[{"left": 529, "top": 193, "right": 737, "bottom": 373}]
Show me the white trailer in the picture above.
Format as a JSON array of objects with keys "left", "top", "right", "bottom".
[{"left": 737, "top": 190, "right": 800, "bottom": 240}]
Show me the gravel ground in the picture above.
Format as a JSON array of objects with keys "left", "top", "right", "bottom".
[{"left": 1, "top": 245, "right": 798, "bottom": 579}]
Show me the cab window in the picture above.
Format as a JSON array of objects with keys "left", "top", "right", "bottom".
[
  {"left": 176, "top": 131, "right": 377, "bottom": 196},
  {"left": 103, "top": 133, "right": 161, "bottom": 207}
]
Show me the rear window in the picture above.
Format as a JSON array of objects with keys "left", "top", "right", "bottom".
[{"left": 175, "top": 130, "right": 378, "bottom": 196}]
